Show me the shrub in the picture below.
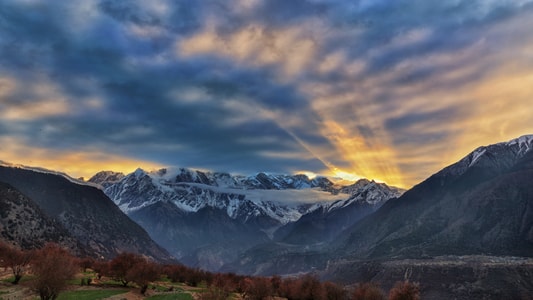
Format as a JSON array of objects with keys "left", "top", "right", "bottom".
[
  {"left": 198, "top": 286, "right": 230, "bottom": 300},
  {"left": 323, "top": 281, "right": 347, "bottom": 300},
  {"left": 126, "top": 259, "right": 160, "bottom": 295},
  {"left": 242, "top": 277, "right": 272, "bottom": 300},
  {"left": 78, "top": 257, "right": 95, "bottom": 272},
  {"left": 91, "top": 260, "right": 109, "bottom": 280},
  {"left": 352, "top": 282, "right": 385, "bottom": 300},
  {"left": 0, "top": 241, "right": 32, "bottom": 285},
  {"left": 108, "top": 252, "right": 144, "bottom": 287},
  {"left": 279, "top": 275, "right": 325, "bottom": 300},
  {"left": 31, "top": 243, "right": 78, "bottom": 300},
  {"left": 388, "top": 281, "right": 420, "bottom": 300}
]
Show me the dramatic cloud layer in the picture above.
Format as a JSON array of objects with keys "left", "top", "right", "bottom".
[{"left": 1, "top": 0, "right": 533, "bottom": 187}]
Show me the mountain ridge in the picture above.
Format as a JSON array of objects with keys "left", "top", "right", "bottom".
[
  {"left": 91, "top": 167, "right": 404, "bottom": 270},
  {"left": 0, "top": 181, "right": 81, "bottom": 252},
  {"left": 221, "top": 134, "right": 533, "bottom": 278},
  {"left": 0, "top": 165, "right": 174, "bottom": 263}
]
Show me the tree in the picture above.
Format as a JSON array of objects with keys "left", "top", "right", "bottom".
[
  {"left": 352, "top": 282, "right": 385, "bottom": 300},
  {"left": 0, "top": 240, "right": 7, "bottom": 265},
  {"left": 270, "top": 275, "right": 282, "bottom": 295},
  {"left": 323, "top": 281, "right": 347, "bottom": 300},
  {"left": 279, "top": 275, "right": 325, "bottom": 300},
  {"left": 78, "top": 257, "right": 95, "bottom": 272},
  {"left": 198, "top": 285, "right": 231, "bottom": 300},
  {"left": 298, "top": 274, "right": 325, "bottom": 300},
  {"left": 0, "top": 241, "right": 32, "bottom": 284},
  {"left": 108, "top": 252, "right": 144, "bottom": 287},
  {"left": 91, "top": 260, "right": 109, "bottom": 280},
  {"left": 242, "top": 277, "right": 273, "bottom": 300},
  {"left": 388, "top": 281, "right": 420, "bottom": 300},
  {"left": 126, "top": 259, "right": 160, "bottom": 295},
  {"left": 31, "top": 243, "right": 78, "bottom": 300},
  {"left": 279, "top": 278, "right": 299, "bottom": 300}
]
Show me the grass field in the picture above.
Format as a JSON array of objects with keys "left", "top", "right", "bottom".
[
  {"left": 0, "top": 268, "right": 214, "bottom": 300},
  {"left": 146, "top": 293, "right": 194, "bottom": 300}
]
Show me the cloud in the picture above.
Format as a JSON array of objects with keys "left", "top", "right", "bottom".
[
  {"left": 0, "top": 0, "right": 533, "bottom": 187},
  {"left": 0, "top": 136, "right": 164, "bottom": 180},
  {"left": 178, "top": 19, "right": 326, "bottom": 81}
]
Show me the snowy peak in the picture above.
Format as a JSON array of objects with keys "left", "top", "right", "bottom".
[
  {"left": 505, "top": 134, "right": 533, "bottom": 155},
  {"left": 323, "top": 179, "right": 404, "bottom": 212},
  {"left": 435, "top": 134, "right": 533, "bottom": 182},
  {"left": 147, "top": 167, "right": 234, "bottom": 187},
  {"left": 138, "top": 167, "right": 335, "bottom": 191},
  {"left": 91, "top": 167, "right": 403, "bottom": 226},
  {"left": 88, "top": 170, "right": 125, "bottom": 188},
  {"left": 89, "top": 167, "right": 404, "bottom": 269},
  {"left": 93, "top": 169, "right": 319, "bottom": 225},
  {"left": 469, "top": 134, "right": 533, "bottom": 165},
  {"left": 240, "top": 172, "right": 334, "bottom": 190}
]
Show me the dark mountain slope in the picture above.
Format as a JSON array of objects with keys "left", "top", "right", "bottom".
[
  {"left": 333, "top": 135, "right": 533, "bottom": 260},
  {"left": 222, "top": 180, "right": 403, "bottom": 275},
  {"left": 224, "top": 135, "right": 533, "bottom": 278},
  {"left": 0, "top": 166, "right": 173, "bottom": 262},
  {"left": 318, "top": 135, "right": 533, "bottom": 300},
  {"left": 94, "top": 167, "right": 403, "bottom": 271},
  {"left": 0, "top": 181, "right": 80, "bottom": 252},
  {"left": 129, "top": 201, "right": 270, "bottom": 271},
  {"left": 275, "top": 180, "right": 403, "bottom": 245}
]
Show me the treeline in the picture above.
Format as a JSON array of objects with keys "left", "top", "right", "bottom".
[
  {"left": 0, "top": 241, "right": 419, "bottom": 300},
  {"left": 0, "top": 242, "right": 77, "bottom": 300}
]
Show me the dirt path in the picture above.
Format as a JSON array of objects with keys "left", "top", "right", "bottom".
[{"left": 0, "top": 283, "right": 35, "bottom": 300}]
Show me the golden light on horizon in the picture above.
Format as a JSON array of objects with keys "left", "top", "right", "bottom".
[
  {"left": 0, "top": 138, "right": 163, "bottom": 180},
  {"left": 331, "top": 168, "right": 361, "bottom": 182},
  {"left": 317, "top": 120, "right": 406, "bottom": 188}
]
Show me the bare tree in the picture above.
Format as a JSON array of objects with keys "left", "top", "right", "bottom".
[
  {"left": 126, "top": 259, "right": 160, "bottom": 295},
  {"left": 31, "top": 243, "right": 78, "bottom": 300},
  {"left": 323, "top": 281, "right": 347, "bottom": 300},
  {"left": 0, "top": 241, "right": 32, "bottom": 284},
  {"left": 78, "top": 257, "right": 95, "bottom": 272},
  {"left": 352, "top": 282, "right": 385, "bottom": 300},
  {"left": 198, "top": 285, "right": 231, "bottom": 300},
  {"left": 242, "top": 276, "right": 273, "bottom": 300},
  {"left": 91, "top": 260, "right": 109, "bottom": 280},
  {"left": 388, "top": 281, "right": 420, "bottom": 300},
  {"left": 108, "top": 252, "right": 144, "bottom": 287}
]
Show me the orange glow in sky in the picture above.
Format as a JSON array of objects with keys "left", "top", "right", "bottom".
[{"left": 1, "top": 1, "right": 533, "bottom": 189}]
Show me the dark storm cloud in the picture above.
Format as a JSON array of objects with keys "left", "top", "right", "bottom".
[
  {"left": 1, "top": 0, "right": 533, "bottom": 185},
  {"left": 0, "top": 0, "right": 330, "bottom": 173},
  {"left": 98, "top": 0, "right": 161, "bottom": 26},
  {"left": 98, "top": 0, "right": 204, "bottom": 35},
  {"left": 385, "top": 106, "right": 469, "bottom": 146}
]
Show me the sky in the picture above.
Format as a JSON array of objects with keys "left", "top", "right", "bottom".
[{"left": 1, "top": 0, "right": 533, "bottom": 188}]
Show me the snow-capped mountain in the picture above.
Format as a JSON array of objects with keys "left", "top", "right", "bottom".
[
  {"left": 90, "top": 167, "right": 403, "bottom": 270},
  {"left": 88, "top": 170, "right": 125, "bottom": 188},
  {"left": 225, "top": 134, "right": 533, "bottom": 278},
  {"left": 91, "top": 168, "right": 403, "bottom": 226},
  {"left": 438, "top": 134, "right": 533, "bottom": 180},
  {"left": 333, "top": 134, "right": 533, "bottom": 258},
  {"left": 324, "top": 178, "right": 405, "bottom": 211},
  {"left": 93, "top": 168, "right": 344, "bottom": 225}
]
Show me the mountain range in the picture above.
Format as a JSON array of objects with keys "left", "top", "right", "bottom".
[
  {"left": 0, "top": 164, "right": 174, "bottom": 262},
  {"left": 1, "top": 135, "right": 533, "bottom": 299},
  {"left": 89, "top": 168, "right": 403, "bottom": 270},
  {"left": 223, "top": 135, "right": 533, "bottom": 299}
]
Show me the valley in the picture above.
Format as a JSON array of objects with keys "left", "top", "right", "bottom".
[{"left": 1, "top": 135, "right": 533, "bottom": 299}]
